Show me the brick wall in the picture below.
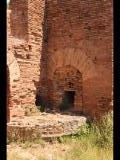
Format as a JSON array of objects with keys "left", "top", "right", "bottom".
[
  {"left": 7, "top": 0, "right": 113, "bottom": 119},
  {"left": 8, "top": 0, "right": 45, "bottom": 118},
  {"left": 10, "top": 0, "right": 28, "bottom": 40},
  {"left": 44, "top": 0, "right": 113, "bottom": 118}
]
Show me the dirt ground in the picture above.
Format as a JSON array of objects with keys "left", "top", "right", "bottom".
[{"left": 7, "top": 142, "right": 72, "bottom": 160}]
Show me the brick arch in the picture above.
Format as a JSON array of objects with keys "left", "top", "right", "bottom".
[
  {"left": 48, "top": 48, "right": 97, "bottom": 80},
  {"left": 53, "top": 65, "right": 82, "bottom": 91},
  {"left": 48, "top": 65, "right": 83, "bottom": 112}
]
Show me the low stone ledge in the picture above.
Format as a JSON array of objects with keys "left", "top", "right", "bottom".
[{"left": 7, "top": 113, "right": 87, "bottom": 141}]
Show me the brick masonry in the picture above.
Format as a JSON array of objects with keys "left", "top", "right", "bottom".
[{"left": 7, "top": 0, "right": 113, "bottom": 121}]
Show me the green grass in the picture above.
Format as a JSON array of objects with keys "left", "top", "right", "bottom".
[
  {"left": 56, "top": 111, "right": 113, "bottom": 160},
  {"left": 61, "top": 132, "right": 113, "bottom": 160}
]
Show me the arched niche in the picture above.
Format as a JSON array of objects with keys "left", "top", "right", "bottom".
[{"left": 50, "top": 65, "right": 83, "bottom": 112}]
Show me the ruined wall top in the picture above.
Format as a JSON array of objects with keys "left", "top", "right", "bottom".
[{"left": 9, "top": 0, "right": 45, "bottom": 42}]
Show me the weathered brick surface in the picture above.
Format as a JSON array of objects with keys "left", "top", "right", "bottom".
[
  {"left": 7, "top": 10, "right": 25, "bottom": 121},
  {"left": 50, "top": 65, "right": 83, "bottom": 111},
  {"left": 7, "top": 0, "right": 45, "bottom": 121},
  {"left": 7, "top": 0, "right": 113, "bottom": 120},
  {"left": 10, "top": 0, "right": 28, "bottom": 40},
  {"left": 45, "top": 0, "right": 113, "bottom": 118}
]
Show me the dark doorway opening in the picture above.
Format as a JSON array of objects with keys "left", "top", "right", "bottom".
[{"left": 60, "top": 91, "right": 75, "bottom": 111}]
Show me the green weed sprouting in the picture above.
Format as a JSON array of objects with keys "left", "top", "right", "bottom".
[
  {"left": 72, "top": 111, "right": 113, "bottom": 149},
  {"left": 94, "top": 111, "right": 113, "bottom": 148}
]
